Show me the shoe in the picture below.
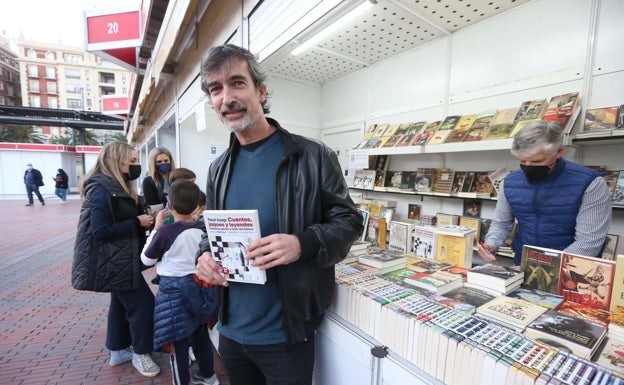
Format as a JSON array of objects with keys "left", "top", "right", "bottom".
[
  {"left": 191, "top": 371, "right": 219, "bottom": 385},
  {"left": 25, "top": 203, "right": 33, "bottom": 206},
  {"left": 109, "top": 348, "right": 133, "bottom": 366},
  {"left": 132, "top": 353, "right": 160, "bottom": 377},
  {"left": 41, "top": 201, "right": 45, "bottom": 206}
]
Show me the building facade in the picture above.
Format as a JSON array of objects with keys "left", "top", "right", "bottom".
[
  {"left": 15, "top": 40, "right": 131, "bottom": 137},
  {"left": 0, "top": 35, "right": 22, "bottom": 107}
]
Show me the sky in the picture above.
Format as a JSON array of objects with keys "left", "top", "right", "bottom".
[{"left": 0, "top": 0, "right": 140, "bottom": 47}]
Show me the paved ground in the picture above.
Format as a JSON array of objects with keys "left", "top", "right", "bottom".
[{"left": 0, "top": 194, "right": 229, "bottom": 385}]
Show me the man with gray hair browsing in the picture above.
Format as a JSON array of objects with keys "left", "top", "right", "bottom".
[{"left": 477, "top": 120, "right": 612, "bottom": 265}]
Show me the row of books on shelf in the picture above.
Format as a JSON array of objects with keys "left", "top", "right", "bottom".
[
  {"left": 353, "top": 92, "right": 624, "bottom": 149},
  {"left": 334, "top": 248, "right": 624, "bottom": 382}
]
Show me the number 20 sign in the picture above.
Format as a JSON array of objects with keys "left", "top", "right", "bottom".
[{"left": 85, "top": 10, "right": 141, "bottom": 47}]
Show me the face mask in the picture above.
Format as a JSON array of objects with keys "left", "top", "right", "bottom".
[
  {"left": 520, "top": 164, "right": 551, "bottom": 181},
  {"left": 156, "top": 163, "right": 171, "bottom": 174},
  {"left": 124, "top": 164, "right": 142, "bottom": 181}
]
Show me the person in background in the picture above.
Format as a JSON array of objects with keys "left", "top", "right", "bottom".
[
  {"left": 71, "top": 141, "right": 161, "bottom": 378},
  {"left": 194, "top": 44, "right": 363, "bottom": 385},
  {"left": 24, "top": 163, "right": 45, "bottom": 206},
  {"left": 169, "top": 168, "right": 207, "bottom": 215},
  {"left": 477, "top": 120, "right": 612, "bottom": 265},
  {"left": 53, "top": 168, "right": 69, "bottom": 203},
  {"left": 143, "top": 147, "right": 177, "bottom": 207},
  {"left": 141, "top": 179, "right": 218, "bottom": 385}
]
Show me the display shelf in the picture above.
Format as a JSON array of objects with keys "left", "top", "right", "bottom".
[
  {"left": 350, "top": 186, "right": 499, "bottom": 202},
  {"left": 361, "top": 138, "right": 514, "bottom": 156}
]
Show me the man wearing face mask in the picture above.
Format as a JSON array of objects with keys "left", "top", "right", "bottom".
[
  {"left": 24, "top": 163, "right": 45, "bottom": 206},
  {"left": 477, "top": 120, "right": 612, "bottom": 265}
]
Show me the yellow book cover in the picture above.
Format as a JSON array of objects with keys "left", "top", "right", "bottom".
[{"left": 434, "top": 226, "right": 475, "bottom": 268}]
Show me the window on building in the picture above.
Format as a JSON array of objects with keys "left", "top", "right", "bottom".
[
  {"left": 28, "top": 50, "right": 37, "bottom": 59},
  {"left": 47, "top": 82, "right": 57, "bottom": 94},
  {"left": 67, "top": 98, "right": 82, "bottom": 109},
  {"left": 29, "top": 80, "right": 40, "bottom": 93},
  {"left": 65, "top": 68, "right": 81, "bottom": 79},
  {"left": 66, "top": 83, "right": 82, "bottom": 94},
  {"left": 7, "top": 85, "right": 14, "bottom": 96},
  {"left": 121, "top": 73, "right": 127, "bottom": 82},
  {"left": 64, "top": 54, "right": 82, "bottom": 64},
  {"left": 46, "top": 52, "right": 54, "bottom": 60},
  {"left": 28, "top": 65, "right": 38, "bottom": 77},
  {"left": 0, "top": 96, "right": 5, "bottom": 104},
  {"left": 86, "top": 98, "right": 92, "bottom": 108},
  {"left": 122, "top": 87, "right": 127, "bottom": 94},
  {"left": 31, "top": 96, "right": 40, "bottom": 107},
  {"left": 85, "top": 70, "right": 91, "bottom": 80},
  {"left": 0, "top": 81, "right": 3, "bottom": 90},
  {"left": 48, "top": 97, "right": 58, "bottom": 109},
  {"left": 46, "top": 67, "right": 55, "bottom": 79},
  {"left": 99, "top": 72, "right": 115, "bottom": 84}
]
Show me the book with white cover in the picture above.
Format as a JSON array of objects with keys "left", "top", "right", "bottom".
[{"left": 203, "top": 209, "right": 267, "bottom": 284}]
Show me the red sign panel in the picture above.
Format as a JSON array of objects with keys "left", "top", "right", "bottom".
[
  {"left": 86, "top": 11, "right": 141, "bottom": 44},
  {"left": 102, "top": 96, "right": 129, "bottom": 114}
]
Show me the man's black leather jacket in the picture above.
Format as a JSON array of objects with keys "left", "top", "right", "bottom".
[{"left": 199, "top": 118, "right": 363, "bottom": 345}]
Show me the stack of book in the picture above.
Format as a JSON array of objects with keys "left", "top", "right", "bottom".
[
  {"left": 357, "top": 249, "right": 407, "bottom": 274},
  {"left": 506, "top": 287, "right": 565, "bottom": 309},
  {"left": 429, "top": 285, "right": 496, "bottom": 314},
  {"left": 433, "top": 225, "right": 476, "bottom": 268},
  {"left": 403, "top": 269, "right": 463, "bottom": 295},
  {"left": 465, "top": 263, "right": 524, "bottom": 295},
  {"left": 475, "top": 295, "right": 547, "bottom": 331},
  {"left": 523, "top": 309, "right": 607, "bottom": 359}
]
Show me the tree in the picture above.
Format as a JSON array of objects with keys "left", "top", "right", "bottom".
[
  {"left": 0, "top": 125, "right": 45, "bottom": 143},
  {"left": 49, "top": 135, "right": 73, "bottom": 145}
]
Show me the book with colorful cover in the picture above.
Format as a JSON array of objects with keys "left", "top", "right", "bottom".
[
  {"left": 558, "top": 252, "right": 615, "bottom": 311},
  {"left": 430, "top": 285, "right": 497, "bottom": 314},
  {"left": 203, "top": 209, "right": 267, "bottom": 284},
  {"left": 524, "top": 309, "right": 607, "bottom": 359},
  {"left": 509, "top": 118, "right": 540, "bottom": 138},
  {"left": 476, "top": 295, "right": 548, "bottom": 331},
  {"left": 467, "top": 263, "right": 524, "bottom": 289},
  {"left": 613, "top": 170, "right": 624, "bottom": 206},
  {"left": 407, "top": 203, "right": 421, "bottom": 222},
  {"left": 521, "top": 244, "right": 563, "bottom": 295},
  {"left": 462, "top": 126, "right": 487, "bottom": 142},
  {"left": 458, "top": 216, "right": 481, "bottom": 247},
  {"left": 352, "top": 169, "right": 376, "bottom": 189},
  {"left": 583, "top": 106, "right": 620, "bottom": 132},
  {"left": 412, "top": 225, "right": 437, "bottom": 259},
  {"left": 595, "top": 337, "right": 624, "bottom": 375},
  {"left": 515, "top": 98, "right": 547, "bottom": 122},
  {"left": 405, "top": 256, "right": 453, "bottom": 274},
  {"left": 556, "top": 300, "right": 611, "bottom": 329},
  {"left": 483, "top": 123, "right": 514, "bottom": 140},
  {"left": 388, "top": 220, "right": 414, "bottom": 254},
  {"left": 610, "top": 255, "right": 624, "bottom": 312},
  {"left": 366, "top": 216, "right": 387, "bottom": 247},
  {"left": 432, "top": 168, "right": 455, "bottom": 196},
  {"left": 438, "top": 115, "right": 462, "bottom": 131},
  {"left": 358, "top": 249, "right": 406, "bottom": 269},
  {"left": 487, "top": 167, "right": 511, "bottom": 197},
  {"left": 491, "top": 107, "right": 520, "bottom": 126},
  {"left": 413, "top": 167, "right": 434, "bottom": 193},
  {"left": 404, "top": 270, "right": 463, "bottom": 295},
  {"left": 543, "top": 92, "right": 580, "bottom": 134},
  {"left": 427, "top": 129, "right": 453, "bottom": 145},
  {"left": 434, "top": 225, "right": 476, "bottom": 268},
  {"left": 507, "top": 287, "right": 564, "bottom": 310}
]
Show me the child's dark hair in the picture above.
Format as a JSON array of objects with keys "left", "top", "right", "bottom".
[
  {"left": 167, "top": 179, "right": 200, "bottom": 215},
  {"left": 169, "top": 167, "right": 197, "bottom": 184}
]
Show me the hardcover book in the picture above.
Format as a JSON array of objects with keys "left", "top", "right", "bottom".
[
  {"left": 471, "top": 109, "right": 498, "bottom": 129},
  {"left": 462, "top": 199, "right": 481, "bottom": 218},
  {"left": 602, "top": 233, "right": 619, "bottom": 260},
  {"left": 388, "top": 220, "right": 414, "bottom": 254},
  {"left": 476, "top": 295, "right": 547, "bottom": 331},
  {"left": 613, "top": 170, "right": 624, "bottom": 206},
  {"left": 483, "top": 123, "right": 514, "bottom": 140},
  {"left": 515, "top": 98, "right": 547, "bottom": 122},
  {"left": 467, "top": 263, "right": 524, "bottom": 291},
  {"left": 556, "top": 300, "right": 611, "bottom": 329},
  {"left": 610, "top": 254, "right": 624, "bottom": 312},
  {"left": 543, "top": 92, "right": 580, "bottom": 134},
  {"left": 459, "top": 216, "right": 481, "bottom": 247},
  {"left": 507, "top": 287, "right": 564, "bottom": 310},
  {"left": 430, "top": 285, "right": 497, "bottom": 314},
  {"left": 583, "top": 106, "right": 620, "bottom": 131},
  {"left": 462, "top": 126, "right": 487, "bottom": 142},
  {"left": 595, "top": 337, "right": 624, "bottom": 375},
  {"left": 352, "top": 169, "right": 376, "bottom": 189},
  {"left": 413, "top": 168, "right": 434, "bottom": 193},
  {"left": 412, "top": 225, "right": 437, "bottom": 259},
  {"left": 432, "top": 168, "right": 455, "bottom": 196},
  {"left": 434, "top": 225, "right": 476, "bottom": 268},
  {"left": 427, "top": 129, "right": 453, "bottom": 145},
  {"left": 358, "top": 249, "right": 406, "bottom": 270},
  {"left": 558, "top": 252, "right": 615, "bottom": 311},
  {"left": 407, "top": 203, "right": 421, "bottom": 221},
  {"left": 521, "top": 245, "right": 563, "bottom": 295},
  {"left": 366, "top": 215, "right": 387, "bottom": 247},
  {"left": 438, "top": 115, "right": 462, "bottom": 131},
  {"left": 203, "top": 209, "right": 267, "bottom": 284},
  {"left": 488, "top": 167, "right": 511, "bottom": 196},
  {"left": 524, "top": 309, "right": 607, "bottom": 359},
  {"left": 490, "top": 107, "right": 520, "bottom": 126},
  {"left": 404, "top": 270, "right": 463, "bottom": 295},
  {"left": 509, "top": 118, "right": 539, "bottom": 138}
]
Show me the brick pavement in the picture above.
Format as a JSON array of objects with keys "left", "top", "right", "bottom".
[{"left": 0, "top": 196, "right": 229, "bottom": 385}]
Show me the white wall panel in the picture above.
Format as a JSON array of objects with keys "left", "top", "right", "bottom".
[
  {"left": 594, "top": 0, "right": 624, "bottom": 74},
  {"left": 449, "top": 0, "right": 591, "bottom": 101}
]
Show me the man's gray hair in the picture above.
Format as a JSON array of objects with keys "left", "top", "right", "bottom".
[{"left": 511, "top": 120, "right": 563, "bottom": 157}]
